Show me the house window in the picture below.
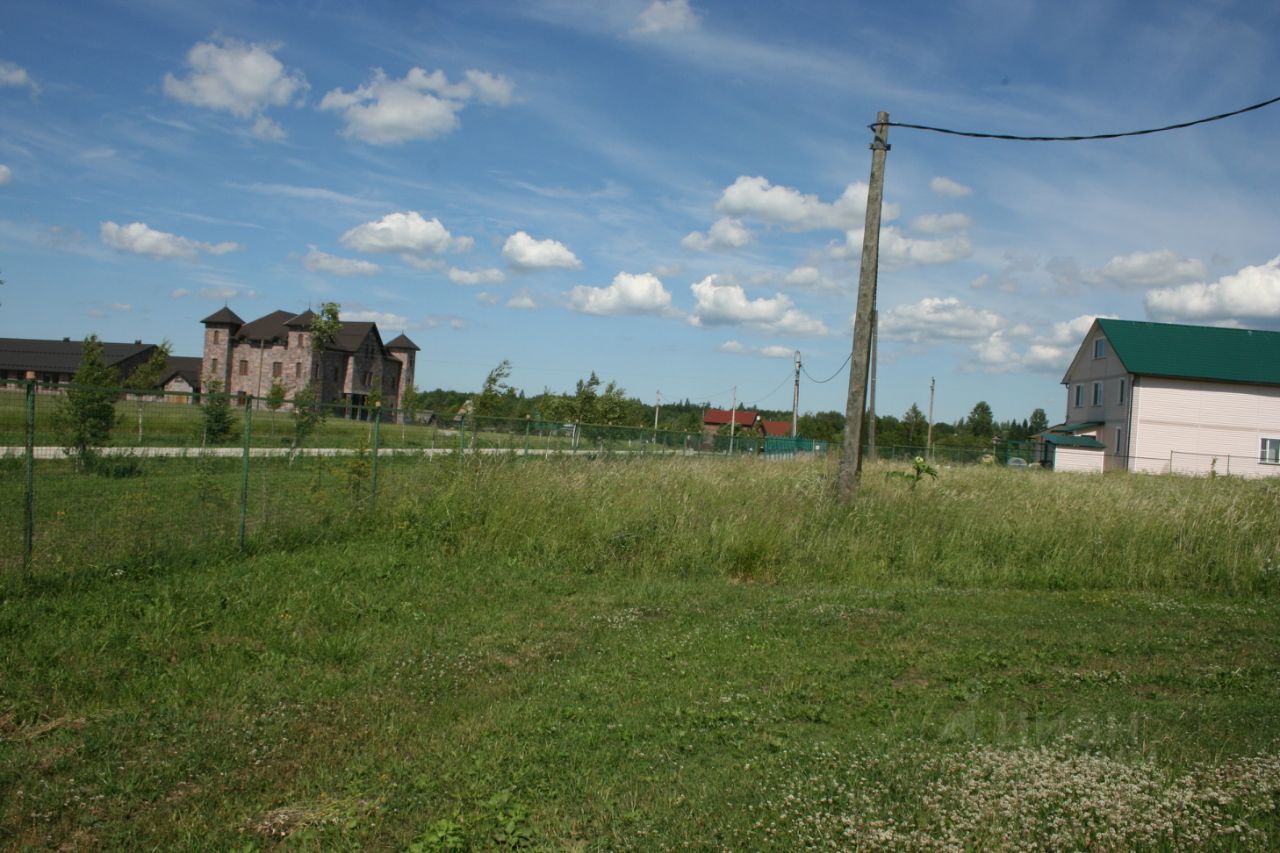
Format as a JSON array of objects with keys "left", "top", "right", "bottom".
[
  {"left": 239, "top": 359, "right": 249, "bottom": 376},
  {"left": 333, "top": 366, "right": 340, "bottom": 382},
  {"left": 295, "top": 363, "right": 302, "bottom": 379},
  {"left": 272, "top": 361, "right": 282, "bottom": 378},
  {"left": 211, "top": 358, "right": 219, "bottom": 374},
  {"left": 1261, "top": 438, "right": 1280, "bottom": 465},
  {"left": 1115, "top": 426, "right": 1124, "bottom": 455},
  {"left": 364, "top": 371, "right": 373, "bottom": 386},
  {"left": 1093, "top": 338, "right": 1106, "bottom": 358},
  {"left": 213, "top": 330, "right": 221, "bottom": 344},
  {"left": 1092, "top": 382, "right": 1102, "bottom": 406},
  {"left": 1074, "top": 384, "right": 1083, "bottom": 407}
]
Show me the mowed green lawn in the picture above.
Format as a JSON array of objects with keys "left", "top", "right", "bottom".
[{"left": 2, "top": 457, "right": 1278, "bottom": 850}]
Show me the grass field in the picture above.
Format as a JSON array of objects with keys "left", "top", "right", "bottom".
[{"left": 2, "top": 456, "right": 1278, "bottom": 850}]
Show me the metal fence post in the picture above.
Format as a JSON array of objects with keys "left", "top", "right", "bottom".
[
  {"left": 23, "top": 380, "right": 35, "bottom": 572},
  {"left": 238, "top": 397, "right": 254, "bottom": 551},
  {"left": 370, "top": 403, "right": 381, "bottom": 507}
]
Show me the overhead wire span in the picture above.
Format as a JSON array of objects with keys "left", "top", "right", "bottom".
[
  {"left": 748, "top": 372, "right": 794, "bottom": 407},
  {"left": 802, "top": 351, "right": 852, "bottom": 384},
  {"left": 876, "top": 94, "right": 1280, "bottom": 142}
]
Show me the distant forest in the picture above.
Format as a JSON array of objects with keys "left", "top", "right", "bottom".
[{"left": 408, "top": 362, "right": 1049, "bottom": 450}]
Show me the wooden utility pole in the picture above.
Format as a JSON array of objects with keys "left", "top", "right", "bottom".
[
  {"left": 791, "top": 351, "right": 801, "bottom": 438},
  {"left": 837, "top": 111, "right": 890, "bottom": 501},
  {"left": 867, "top": 309, "right": 878, "bottom": 459},
  {"left": 728, "top": 385, "right": 737, "bottom": 453}
]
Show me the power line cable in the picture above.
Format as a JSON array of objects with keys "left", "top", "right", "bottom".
[
  {"left": 748, "top": 372, "right": 794, "bottom": 407},
  {"left": 876, "top": 94, "right": 1280, "bottom": 142},
  {"left": 802, "top": 351, "right": 852, "bottom": 384}
]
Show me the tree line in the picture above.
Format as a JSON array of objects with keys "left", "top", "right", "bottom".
[{"left": 410, "top": 360, "right": 1051, "bottom": 448}]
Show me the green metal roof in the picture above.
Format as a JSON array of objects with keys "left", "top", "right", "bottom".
[
  {"left": 1043, "top": 433, "right": 1105, "bottom": 449},
  {"left": 1046, "top": 421, "right": 1103, "bottom": 433},
  {"left": 1097, "top": 319, "right": 1280, "bottom": 386}
]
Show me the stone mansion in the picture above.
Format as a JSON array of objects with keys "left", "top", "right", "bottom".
[{"left": 202, "top": 307, "right": 418, "bottom": 414}]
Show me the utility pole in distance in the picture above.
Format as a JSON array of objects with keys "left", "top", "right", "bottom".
[
  {"left": 927, "top": 376, "right": 936, "bottom": 461},
  {"left": 791, "top": 351, "right": 801, "bottom": 438},
  {"left": 653, "top": 390, "right": 661, "bottom": 431},
  {"left": 837, "top": 111, "right": 890, "bottom": 501}
]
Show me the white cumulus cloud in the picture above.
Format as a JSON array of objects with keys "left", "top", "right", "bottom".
[
  {"left": 448, "top": 267, "right": 506, "bottom": 285},
  {"left": 838, "top": 226, "right": 971, "bottom": 267},
  {"left": 689, "top": 274, "right": 828, "bottom": 336},
  {"left": 681, "top": 217, "right": 752, "bottom": 251},
  {"left": 0, "top": 61, "right": 38, "bottom": 94},
  {"left": 910, "top": 213, "right": 971, "bottom": 234},
  {"left": 634, "top": 0, "right": 701, "bottom": 35},
  {"left": 878, "top": 297, "right": 1003, "bottom": 344},
  {"left": 401, "top": 255, "right": 446, "bottom": 272},
  {"left": 503, "top": 230, "right": 581, "bottom": 270},
  {"left": 163, "top": 37, "right": 307, "bottom": 138},
  {"left": 569, "top": 272, "right": 673, "bottom": 316},
  {"left": 506, "top": 289, "right": 538, "bottom": 310},
  {"left": 1050, "top": 249, "right": 1206, "bottom": 291},
  {"left": 100, "top": 221, "right": 240, "bottom": 260},
  {"left": 719, "top": 341, "right": 794, "bottom": 358},
  {"left": 1146, "top": 256, "right": 1280, "bottom": 323},
  {"left": 344, "top": 309, "right": 410, "bottom": 329},
  {"left": 340, "top": 211, "right": 465, "bottom": 255},
  {"left": 716, "top": 175, "right": 897, "bottom": 231},
  {"left": 320, "top": 67, "right": 515, "bottom": 145},
  {"left": 930, "top": 176, "right": 972, "bottom": 198},
  {"left": 303, "top": 245, "right": 380, "bottom": 276}
]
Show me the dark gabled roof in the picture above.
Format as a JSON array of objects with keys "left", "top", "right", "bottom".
[
  {"left": 0, "top": 338, "right": 154, "bottom": 375},
  {"left": 331, "top": 321, "right": 381, "bottom": 354},
  {"left": 235, "top": 310, "right": 297, "bottom": 343},
  {"left": 201, "top": 306, "right": 244, "bottom": 326},
  {"left": 1097, "top": 319, "right": 1280, "bottom": 386},
  {"left": 1044, "top": 433, "right": 1106, "bottom": 449},
  {"left": 159, "top": 356, "right": 203, "bottom": 390},
  {"left": 285, "top": 309, "right": 316, "bottom": 329},
  {"left": 704, "top": 408, "right": 759, "bottom": 427},
  {"left": 230, "top": 309, "right": 394, "bottom": 356},
  {"left": 385, "top": 333, "right": 420, "bottom": 351}
]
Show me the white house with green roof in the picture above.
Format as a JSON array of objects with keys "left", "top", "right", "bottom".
[{"left": 1050, "top": 319, "right": 1280, "bottom": 476}]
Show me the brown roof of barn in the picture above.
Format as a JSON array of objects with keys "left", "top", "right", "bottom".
[{"left": 704, "top": 408, "right": 759, "bottom": 427}]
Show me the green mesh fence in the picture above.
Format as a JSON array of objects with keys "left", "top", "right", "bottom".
[{"left": 0, "top": 381, "right": 834, "bottom": 573}]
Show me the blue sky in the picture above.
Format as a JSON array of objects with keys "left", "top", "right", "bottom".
[{"left": 3, "top": 0, "right": 1279, "bottom": 424}]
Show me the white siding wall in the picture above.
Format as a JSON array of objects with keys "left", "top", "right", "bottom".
[
  {"left": 1054, "top": 447, "right": 1104, "bottom": 473},
  {"left": 1130, "top": 377, "right": 1280, "bottom": 478},
  {"left": 1061, "top": 332, "right": 1132, "bottom": 470}
]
